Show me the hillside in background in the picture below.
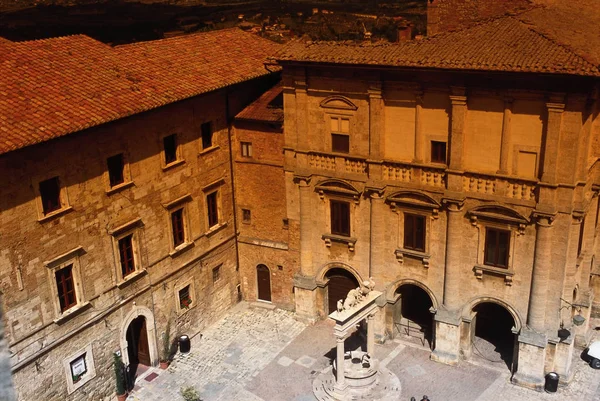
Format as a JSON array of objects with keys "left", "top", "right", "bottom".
[{"left": 0, "top": 0, "right": 426, "bottom": 44}]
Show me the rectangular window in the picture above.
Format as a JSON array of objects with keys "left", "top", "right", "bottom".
[
  {"left": 163, "top": 134, "right": 178, "bottom": 165},
  {"left": 212, "top": 265, "right": 221, "bottom": 283},
  {"left": 118, "top": 234, "right": 135, "bottom": 278},
  {"left": 241, "top": 142, "right": 253, "bottom": 157},
  {"left": 171, "top": 208, "right": 185, "bottom": 247},
  {"left": 207, "top": 192, "right": 219, "bottom": 228},
  {"left": 431, "top": 141, "right": 447, "bottom": 164},
  {"left": 484, "top": 228, "right": 510, "bottom": 268},
  {"left": 578, "top": 219, "right": 586, "bottom": 257},
  {"left": 404, "top": 213, "right": 426, "bottom": 252},
  {"left": 39, "top": 176, "right": 62, "bottom": 215},
  {"left": 107, "top": 154, "right": 125, "bottom": 187},
  {"left": 56, "top": 264, "right": 77, "bottom": 312},
  {"left": 70, "top": 354, "right": 87, "bottom": 383},
  {"left": 242, "top": 208, "right": 251, "bottom": 223},
  {"left": 330, "top": 200, "right": 350, "bottom": 236},
  {"left": 332, "top": 134, "right": 350, "bottom": 153},
  {"left": 179, "top": 284, "right": 191, "bottom": 309},
  {"left": 201, "top": 122, "right": 213, "bottom": 150}
]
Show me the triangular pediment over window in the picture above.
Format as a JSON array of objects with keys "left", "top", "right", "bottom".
[{"left": 320, "top": 95, "right": 358, "bottom": 111}]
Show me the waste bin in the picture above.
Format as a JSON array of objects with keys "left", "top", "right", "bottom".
[
  {"left": 545, "top": 372, "right": 559, "bottom": 393},
  {"left": 179, "top": 335, "right": 190, "bottom": 353}
]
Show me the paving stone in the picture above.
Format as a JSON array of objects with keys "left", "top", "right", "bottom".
[
  {"left": 278, "top": 356, "right": 295, "bottom": 367},
  {"left": 295, "top": 355, "right": 317, "bottom": 368}
]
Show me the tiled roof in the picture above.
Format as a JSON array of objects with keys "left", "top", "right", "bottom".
[
  {"left": 0, "top": 29, "right": 280, "bottom": 155},
  {"left": 275, "top": 16, "right": 600, "bottom": 77},
  {"left": 235, "top": 82, "right": 283, "bottom": 124}
]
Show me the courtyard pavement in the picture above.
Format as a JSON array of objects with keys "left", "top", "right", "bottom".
[{"left": 126, "top": 302, "right": 600, "bottom": 401}]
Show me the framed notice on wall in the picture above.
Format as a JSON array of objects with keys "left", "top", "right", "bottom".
[{"left": 70, "top": 354, "right": 87, "bottom": 377}]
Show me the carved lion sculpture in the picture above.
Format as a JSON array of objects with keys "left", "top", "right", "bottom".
[
  {"left": 343, "top": 288, "right": 360, "bottom": 310},
  {"left": 337, "top": 299, "right": 344, "bottom": 312}
]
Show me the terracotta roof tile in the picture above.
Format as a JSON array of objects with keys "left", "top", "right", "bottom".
[
  {"left": 235, "top": 82, "right": 283, "bottom": 124},
  {"left": 275, "top": 17, "right": 600, "bottom": 77},
  {"left": 0, "top": 29, "right": 281, "bottom": 155}
]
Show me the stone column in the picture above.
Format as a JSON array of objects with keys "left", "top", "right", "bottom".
[
  {"left": 334, "top": 334, "right": 347, "bottom": 393},
  {"left": 540, "top": 96, "right": 565, "bottom": 185},
  {"left": 368, "top": 81, "right": 384, "bottom": 160},
  {"left": 497, "top": 97, "right": 513, "bottom": 175},
  {"left": 414, "top": 90, "right": 424, "bottom": 163},
  {"left": 447, "top": 87, "right": 467, "bottom": 192},
  {"left": 442, "top": 199, "right": 464, "bottom": 310},
  {"left": 527, "top": 213, "right": 555, "bottom": 332},
  {"left": 368, "top": 188, "right": 385, "bottom": 281},
  {"left": 367, "top": 314, "right": 375, "bottom": 355},
  {"left": 295, "top": 78, "right": 309, "bottom": 151},
  {"left": 297, "top": 177, "right": 312, "bottom": 276}
]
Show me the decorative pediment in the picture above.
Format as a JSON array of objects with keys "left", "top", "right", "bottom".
[
  {"left": 315, "top": 179, "right": 361, "bottom": 203},
  {"left": 320, "top": 95, "right": 358, "bottom": 111},
  {"left": 467, "top": 205, "right": 529, "bottom": 233},
  {"left": 386, "top": 191, "right": 441, "bottom": 217}
]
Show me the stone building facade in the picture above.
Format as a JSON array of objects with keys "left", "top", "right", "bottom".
[
  {"left": 0, "top": 30, "right": 279, "bottom": 401},
  {"left": 274, "top": 11, "right": 600, "bottom": 390}
]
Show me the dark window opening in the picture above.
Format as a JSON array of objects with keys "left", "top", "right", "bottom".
[
  {"left": 242, "top": 208, "right": 251, "bottom": 223},
  {"left": 404, "top": 213, "right": 426, "bottom": 252},
  {"left": 171, "top": 208, "right": 185, "bottom": 247},
  {"left": 107, "top": 154, "right": 125, "bottom": 187},
  {"left": 330, "top": 200, "right": 350, "bottom": 236},
  {"left": 163, "top": 134, "right": 178, "bottom": 165},
  {"left": 431, "top": 141, "right": 447, "bottom": 164},
  {"left": 578, "top": 219, "right": 586, "bottom": 257},
  {"left": 332, "top": 134, "right": 350, "bottom": 153},
  {"left": 484, "top": 228, "right": 510, "bottom": 268},
  {"left": 212, "top": 265, "right": 221, "bottom": 283},
  {"left": 56, "top": 264, "right": 77, "bottom": 312},
  {"left": 119, "top": 234, "right": 135, "bottom": 278},
  {"left": 201, "top": 122, "right": 213, "bottom": 150},
  {"left": 207, "top": 192, "right": 219, "bottom": 228},
  {"left": 39, "top": 176, "right": 62, "bottom": 215},
  {"left": 179, "top": 285, "right": 191, "bottom": 309}
]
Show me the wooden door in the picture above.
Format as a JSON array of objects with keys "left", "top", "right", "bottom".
[
  {"left": 127, "top": 316, "right": 151, "bottom": 366},
  {"left": 137, "top": 318, "right": 151, "bottom": 366},
  {"left": 327, "top": 272, "right": 357, "bottom": 314},
  {"left": 257, "top": 264, "right": 271, "bottom": 302}
]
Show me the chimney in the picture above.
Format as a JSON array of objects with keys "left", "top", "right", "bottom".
[
  {"left": 427, "top": 0, "right": 440, "bottom": 36},
  {"left": 396, "top": 20, "right": 413, "bottom": 42}
]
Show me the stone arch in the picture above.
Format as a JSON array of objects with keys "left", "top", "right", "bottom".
[
  {"left": 315, "top": 178, "right": 361, "bottom": 198},
  {"left": 316, "top": 261, "right": 363, "bottom": 284},
  {"left": 120, "top": 305, "right": 158, "bottom": 367},
  {"left": 319, "top": 95, "right": 358, "bottom": 111},
  {"left": 386, "top": 278, "right": 439, "bottom": 310},
  {"left": 461, "top": 296, "right": 522, "bottom": 332},
  {"left": 386, "top": 190, "right": 442, "bottom": 210},
  {"left": 467, "top": 204, "right": 529, "bottom": 226}
]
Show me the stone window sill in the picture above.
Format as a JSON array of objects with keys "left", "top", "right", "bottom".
[
  {"left": 322, "top": 233, "right": 357, "bottom": 252},
  {"left": 53, "top": 301, "right": 92, "bottom": 325},
  {"left": 206, "top": 221, "right": 228, "bottom": 237},
  {"left": 177, "top": 302, "right": 197, "bottom": 316},
  {"left": 38, "top": 205, "right": 74, "bottom": 223},
  {"left": 169, "top": 241, "right": 194, "bottom": 258},
  {"left": 117, "top": 269, "right": 147, "bottom": 288},
  {"left": 162, "top": 159, "right": 186, "bottom": 172},
  {"left": 199, "top": 145, "right": 220, "bottom": 156},
  {"left": 395, "top": 248, "right": 430, "bottom": 268},
  {"left": 474, "top": 264, "right": 514, "bottom": 285},
  {"left": 106, "top": 181, "right": 134, "bottom": 196}
]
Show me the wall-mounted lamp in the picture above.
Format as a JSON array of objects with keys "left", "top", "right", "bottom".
[{"left": 560, "top": 297, "right": 586, "bottom": 327}]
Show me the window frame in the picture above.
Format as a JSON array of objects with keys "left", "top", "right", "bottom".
[
  {"left": 104, "top": 152, "right": 133, "bottom": 194},
  {"left": 430, "top": 140, "right": 447, "bottom": 164},
  {"left": 161, "top": 133, "right": 184, "bottom": 169},
  {"left": 212, "top": 264, "right": 222, "bottom": 284},
  {"left": 206, "top": 190, "right": 220, "bottom": 230},
  {"left": 63, "top": 344, "right": 96, "bottom": 394},
  {"left": 329, "top": 115, "right": 351, "bottom": 154},
  {"left": 403, "top": 213, "right": 426, "bottom": 252},
  {"left": 201, "top": 121, "right": 214, "bottom": 150},
  {"left": 242, "top": 208, "right": 251, "bottom": 224},
  {"left": 109, "top": 218, "right": 144, "bottom": 285},
  {"left": 241, "top": 142, "right": 253, "bottom": 158},
  {"left": 35, "top": 174, "right": 71, "bottom": 221},
  {"left": 44, "top": 247, "right": 86, "bottom": 320},
  {"left": 483, "top": 227, "right": 511, "bottom": 268},
  {"left": 174, "top": 278, "right": 196, "bottom": 315},
  {"left": 163, "top": 194, "right": 193, "bottom": 256},
  {"left": 330, "top": 199, "right": 351, "bottom": 237}
]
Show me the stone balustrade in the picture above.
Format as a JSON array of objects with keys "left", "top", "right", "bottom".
[{"left": 462, "top": 171, "right": 537, "bottom": 202}]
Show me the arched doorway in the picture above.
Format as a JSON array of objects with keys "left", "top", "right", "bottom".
[
  {"left": 126, "top": 316, "right": 151, "bottom": 370},
  {"left": 325, "top": 268, "right": 359, "bottom": 314},
  {"left": 394, "top": 284, "right": 434, "bottom": 347},
  {"left": 469, "top": 302, "right": 517, "bottom": 371},
  {"left": 257, "top": 264, "right": 271, "bottom": 302}
]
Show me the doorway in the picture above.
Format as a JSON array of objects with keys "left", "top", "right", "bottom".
[
  {"left": 325, "top": 268, "right": 359, "bottom": 314},
  {"left": 469, "top": 302, "right": 517, "bottom": 371},
  {"left": 257, "top": 264, "right": 271, "bottom": 302},
  {"left": 126, "top": 316, "right": 151, "bottom": 368},
  {"left": 394, "top": 284, "right": 434, "bottom": 347}
]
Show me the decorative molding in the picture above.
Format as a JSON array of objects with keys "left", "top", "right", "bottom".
[
  {"left": 315, "top": 179, "right": 361, "bottom": 203},
  {"left": 162, "top": 193, "right": 192, "bottom": 210},
  {"left": 395, "top": 248, "right": 430, "bottom": 268},
  {"left": 320, "top": 95, "right": 358, "bottom": 111},
  {"left": 467, "top": 204, "right": 529, "bottom": 231},
  {"left": 387, "top": 191, "right": 441, "bottom": 218},
  {"left": 44, "top": 246, "right": 85, "bottom": 268},
  {"left": 108, "top": 217, "right": 143, "bottom": 236},
  {"left": 322, "top": 234, "right": 357, "bottom": 252},
  {"left": 473, "top": 265, "right": 514, "bottom": 286}
]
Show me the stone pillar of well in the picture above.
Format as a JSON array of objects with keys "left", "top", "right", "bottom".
[
  {"left": 513, "top": 212, "right": 555, "bottom": 390},
  {"left": 367, "top": 313, "right": 375, "bottom": 355},
  {"left": 334, "top": 334, "right": 348, "bottom": 396},
  {"left": 431, "top": 198, "right": 464, "bottom": 365},
  {"left": 293, "top": 175, "right": 318, "bottom": 321}
]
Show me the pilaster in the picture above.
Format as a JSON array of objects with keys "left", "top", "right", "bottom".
[
  {"left": 368, "top": 81, "right": 384, "bottom": 161},
  {"left": 295, "top": 175, "right": 312, "bottom": 276},
  {"left": 367, "top": 187, "right": 386, "bottom": 283},
  {"left": 442, "top": 198, "right": 464, "bottom": 310},
  {"left": 540, "top": 95, "right": 565, "bottom": 186},
  {"left": 447, "top": 87, "right": 467, "bottom": 192},
  {"left": 497, "top": 97, "right": 513, "bottom": 175},
  {"left": 413, "top": 89, "right": 424, "bottom": 163}
]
